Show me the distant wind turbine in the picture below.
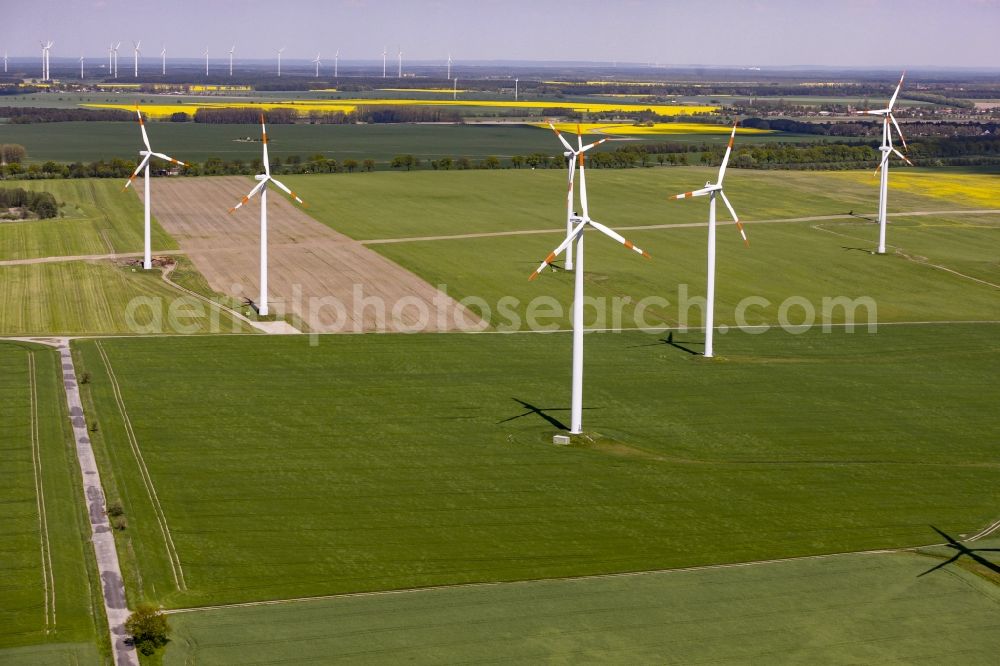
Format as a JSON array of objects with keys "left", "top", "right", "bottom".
[
  {"left": 312, "top": 52, "right": 321, "bottom": 77},
  {"left": 228, "top": 115, "right": 307, "bottom": 317},
  {"left": 112, "top": 41, "right": 120, "bottom": 78},
  {"left": 160, "top": 45, "right": 166, "bottom": 75},
  {"left": 670, "top": 123, "right": 749, "bottom": 359},
  {"left": 382, "top": 46, "right": 387, "bottom": 78},
  {"left": 204, "top": 47, "right": 209, "bottom": 76},
  {"left": 334, "top": 49, "right": 339, "bottom": 78},
  {"left": 228, "top": 44, "right": 235, "bottom": 77},
  {"left": 132, "top": 40, "right": 140, "bottom": 78},
  {"left": 277, "top": 46, "right": 285, "bottom": 77},
  {"left": 858, "top": 72, "right": 913, "bottom": 255},
  {"left": 397, "top": 46, "right": 402, "bottom": 77},
  {"left": 3, "top": 49, "right": 7, "bottom": 74},
  {"left": 79, "top": 56, "right": 84, "bottom": 80},
  {"left": 447, "top": 52, "right": 451, "bottom": 79}
]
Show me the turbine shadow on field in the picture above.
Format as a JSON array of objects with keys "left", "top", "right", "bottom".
[
  {"left": 629, "top": 331, "right": 702, "bottom": 356},
  {"left": 497, "top": 398, "right": 594, "bottom": 431},
  {"left": 918, "top": 525, "right": 1000, "bottom": 577}
]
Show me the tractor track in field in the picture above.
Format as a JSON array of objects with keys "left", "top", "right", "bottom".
[
  {"left": 164, "top": 516, "right": 1000, "bottom": 616},
  {"left": 27, "top": 351, "right": 56, "bottom": 632},
  {"left": 94, "top": 340, "right": 187, "bottom": 592}
]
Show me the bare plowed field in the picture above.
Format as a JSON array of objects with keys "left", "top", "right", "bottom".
[{"left": 142, "top": 177, "right": 482, "bottom": 332}]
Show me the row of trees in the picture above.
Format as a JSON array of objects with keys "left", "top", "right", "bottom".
[
  {"left": 0, "top": 187, "right": 59, "bottom": 217},
  {"left": 0, "top": 106, "right": 135, "bottom": 123}
]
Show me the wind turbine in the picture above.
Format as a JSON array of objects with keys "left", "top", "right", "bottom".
[
  {"left": 277, "top": 47, "right": 285, "bottom": 76},
  {"left": 3, "top": 49, "right": 7, "bottom": 74},
  {"left": 228, "top": 115, "right": 306, "bottom": 317},
  {"left": 40, "top": 40, "right": 53, "bottom": 80},
  {"left": 312, "top": 52, "right": 321, "bottom": 77},
  {"left": 515, "top": 77, "right": 519, "bottom": 101},
  {"left": 160, "top": 45, "right": 166, "bottom": 75},
  {"left": 204, "top": 47, "right": 209, "bottom": 76},
  {"left": 123, "top": 108, "right": 187, "bottom": 270},
  {"left": 132, "top": 40, "right": 140, "bottom": 78},
  {"left": 334, "top": 49, "right": 339, "bottom": 78},
  {"left": 228, "top": 44, "right": 235, "bottom": 77},
  {"left": 670, "top": 123, "right": 749, "bottom": 359},
  {"left": 108, "top": 43, "right": 114, "bottom": 75},
  {"left": 859, "top": 72, "right": 913, "bottom": 255},
  {"left": 113, "top": 42, "right": 120, "bottom": 78},
  {"left": 548, "top": 122, "right": 608, "bottom": 271},
  {"left": 447, "top": 52, "right": 452, "bottom": 79},
  {"left": 382, "top": 46, "right": 387, "bottom": 78},
  {"left": 79, "top": 56, "right": 84, "bottom": 80},
  {"left": 397, "top": 46, "right": 402, "bottom": 77},
  {"left": 528, "top": 127, "right": 651, "bottom": 435}
]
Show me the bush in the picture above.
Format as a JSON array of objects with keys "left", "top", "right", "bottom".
[{"left": 125, "top": 604, "right": 170, "bottom": 655}]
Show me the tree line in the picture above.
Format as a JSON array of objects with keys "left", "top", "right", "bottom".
[{"left": 0, "top": 186, "right": 59, "bottom": 218}]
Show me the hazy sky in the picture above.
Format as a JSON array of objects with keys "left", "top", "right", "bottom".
[{"left": 3, "top": 0, "right": 998, "bottom": 68}]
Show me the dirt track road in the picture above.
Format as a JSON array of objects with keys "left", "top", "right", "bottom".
[{"left": 140, "top": 177, "right": 482, "bottom": 333}]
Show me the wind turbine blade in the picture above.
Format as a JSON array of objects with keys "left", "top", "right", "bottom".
[
  {"left": 719, "top": 190, "right": 749, "bottom": 247},
  {"left": 889, "top": 113, "right": 908, "bottom": 151},
  {"left": 268, "top": 177, "right": 305, "bottom": 205},
  {"left": 228, "top": 180, "right": 267, "bottom": 213},
  {"left": 717, "top": 122, "right": 738, "bottom": 184},
  {"left": 917, "top": 553, "right": 962, "bottom": 577},
  {"left": 671, "top": 186, "right": 714, "bottom": 199},
  {"left": 151, "top": 152, "right": 186, "bottom": 166},
  {"left": 135, "top": 108, "right": 151, "bottom": 151},
  {"left": 123, "top": 155, "right": 151, "bottom": 190},
  {"left": 892, "top": 147, "right": 913, "bottom": 166},
  {"left": 874, "top": 150, "right": 891, "bottom": 176},
  {"left": 548, "top": 122, "right": 575, "bottom": 153},
  {"left": 528, "top": 220, "right": 587, "bottom": 280},
  {"left": 580, "top": 137, "right": 609, "bottom": 153},
  {"left": 887, "top": 72, "right": 905, "bottom": 110},
  {"left": 260, "top": 114, "right": 270, "bottom": 176},
  {"left": 588, "top": 219, "right": 651, "bottom": 258}
]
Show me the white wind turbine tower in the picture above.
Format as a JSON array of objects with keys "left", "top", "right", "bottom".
[
  {"left": 3, "top": 49, "right": 7, "bottom": 74},
  {"left": 113, "top": 42, "right": 121, "bottom": 78},
  {"left": 859, "top": 72, "right": 912, "bottom": 255},
  {"left": 312, "top": 52, "right": 321, "bottom": 77},
  {"left": 528, "top": 139, "right": 651, "bottom": 435},
  {"left": 229, "top": 115, "right": 306, "bottom": 317},
  {"left": 447, "top": 52, "right": 452, "bottom": 79},
  {"left": 382, "top": 46, "right": 387, "bottom": 77},
  {"left": 515, "top": 77, "right": 519, "bottom": 101},
  {"left": 79, "top": 56, "right": 84, "bottom": 79},
  {"left": 277, "top": 47, "right": 285, "bottom": 76},
  {"left": 160, "top": 45, "right": 166, "bottom": 75},
  {"left": 548, "top": 123, "right": 608, "bottom": 271},
  {"left": 108, "top": 43, "right": 114, "bottom": 76},
  {"left": 123, "top": 108, "right": 187, "bottom": 270},
  {"left": 40, "top": 40, "right": 54, "bottom": 80},
  {"left": 228, "top": 44, "right": 235, "bottom": 76},
  {"left": 204, "top": 47, "right": 209, "bottom": 76},
  {"left": 334, "top": 50, "right": 339, "bottom": 78},
  {"left": 132, "top": 41, "right": 141, "bottom": 77},
  {"left": 397, "top": 46, "right": 402, "bottom": 77},
  {"left": 670, "top": 123, "right": 749, "bottom": 359}
]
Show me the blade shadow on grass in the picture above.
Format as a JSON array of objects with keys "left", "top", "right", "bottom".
[
  {"left": 628, "top": 331, "right": 702, "bottom": 356},
  {"left": 497, "top": 398, "right": 594, "bottom": 431},
  {"left": 918, "top": 525, "right": 1000, "bottom": 577}
]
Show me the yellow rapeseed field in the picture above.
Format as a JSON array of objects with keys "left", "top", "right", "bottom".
[
  {"left": 830, "top": 170, "right": 1000, "bottom": 208},
  {"left": 82, "top": 99, "right": 718, "bottom": 118},
  {"left": 539, "top": 122, "right": 773, "bottom": 136}
]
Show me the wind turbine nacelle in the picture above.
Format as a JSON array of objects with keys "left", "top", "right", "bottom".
[
  {"left": 564, "top": 151, "right": 572, "bottom": 157},
  {"left": 254, "top": 174, "right": 268, "bottom": 181}
]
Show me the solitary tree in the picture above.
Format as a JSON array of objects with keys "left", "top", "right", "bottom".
[{"left": 124, "top": 604, "right": 170, "bottom": 656}]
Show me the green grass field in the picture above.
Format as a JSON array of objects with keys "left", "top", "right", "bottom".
[
  {"left": 280, "top": 168, "right": 999, "bottom": 330},
  {"left": 73, "top": 323, "right": 999, "bottom": 611},
  {"left": 0, "top": 120, "right": 858, "bottom": 166},
  {"left": 0, "top": 179, "right": 177, "bottom": 261},
  {"left": 0, "top": 341, "right": 103, "bottom": 658},
  {"left": 0, "top": 261, "right": 252, "bottom": 335},
  {"left": 163, "top": 546, "right": 1000, "bottom": 664}
]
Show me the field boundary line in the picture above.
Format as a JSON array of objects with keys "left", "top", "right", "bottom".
[
  {"left": 165, "top": 520, "right": 1000, "bottom": 616},
  {"left": 358, "top": 208, "right": 1000, "bottom": 245},
  {"left": 28, "top": 352, "right": 56, "bottom": 631},
  {"left": 94, "top": 340, "right": 187, "bottom": 591}
]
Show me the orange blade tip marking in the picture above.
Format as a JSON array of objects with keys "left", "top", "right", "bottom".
[
  {"left": 624, "top": 240, "right": 634, "bottom": 250},
  {"left": 528, "top": 272, "right": 539, "bottom": 281}
]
